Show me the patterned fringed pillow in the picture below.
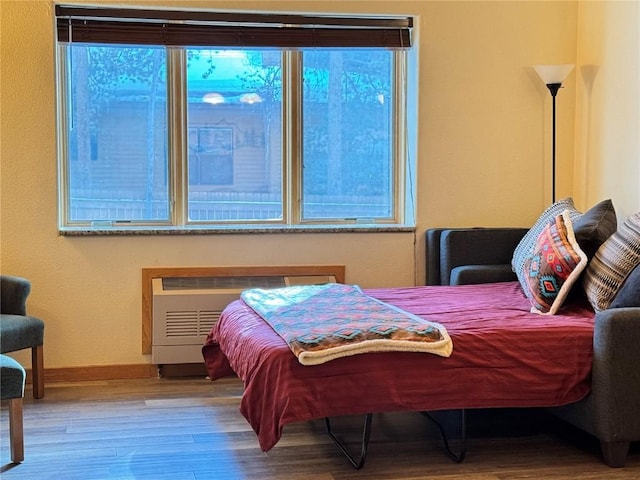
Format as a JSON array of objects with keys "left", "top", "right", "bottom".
[
  {"left": 583, "top": 211, "right": 640, "bottom": 311},
  {"left": 523, "top": 210, "right": 588, "bottom": 314},
  {"left": 512, "top": 198, "right": 581, "bottom": 293}
]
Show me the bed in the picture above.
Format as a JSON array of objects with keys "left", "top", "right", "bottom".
[{"left": 202, "top": 281, "right": 595, "bottom": 462}]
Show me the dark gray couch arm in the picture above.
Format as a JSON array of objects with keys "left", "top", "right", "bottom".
[
  {"left": 426, "top": 228, "right": 527, "bottom": 285},
  {"left": 591, "top": 307, "right": 640, "bottom": 465},
  {"left": 449, "top": 264, "right": 516, "bottom": 285},
  {"left": 550, "top": 306, "right": 640, "bottom": 467}
]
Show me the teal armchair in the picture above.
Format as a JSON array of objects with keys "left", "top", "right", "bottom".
[{"left": 0, "top": 275, "right": 45, "bottom": 399}]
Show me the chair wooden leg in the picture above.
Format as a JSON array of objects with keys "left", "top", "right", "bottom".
[
  {"left": 9, "top": 397, "right": 24, "bottom": 463},
  {"left": 31, "top": 345, "right": 44, "bottom": 399}
]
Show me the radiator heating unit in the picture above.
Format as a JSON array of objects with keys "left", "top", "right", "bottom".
[{"left": 151, "top": 274, "right": 335, "bottom": 364}]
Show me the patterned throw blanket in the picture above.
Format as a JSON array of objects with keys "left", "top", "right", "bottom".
[{"left": 240, "top": 283, "right": 453, "bottom": 366}]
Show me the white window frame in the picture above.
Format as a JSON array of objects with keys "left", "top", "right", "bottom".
[{"left": 54, "top": 6, "right": 417, "bottom": 234}]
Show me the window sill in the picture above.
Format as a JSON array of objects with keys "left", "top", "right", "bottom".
[{"left": 58, "top": 224, "right": 416, "bottom": 236}]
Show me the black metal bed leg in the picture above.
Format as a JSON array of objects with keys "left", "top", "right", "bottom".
[
  {"left": 421, "top": 409, "right": 467, "bottom": 463},
  {"left": 324, "top": 413, "right": 373, "bottom": 470}
]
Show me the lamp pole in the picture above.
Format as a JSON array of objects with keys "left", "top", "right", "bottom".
[
  {"left": 533, "top": 64, "right": 574, "bottom": 205},
  {"left": 546, "top": 82, "right": 561, "bottom": 204}
]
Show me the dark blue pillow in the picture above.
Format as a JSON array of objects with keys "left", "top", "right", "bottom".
[{"left": 609, "top": 265, "right": 640, "bottom": 308}]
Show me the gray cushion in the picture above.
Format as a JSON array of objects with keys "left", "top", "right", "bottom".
[
  {"left": 0, "top": 315, "right": 45, "bottom": 353},
  {"left": 610, "top": 264, "right": 640, "bottom": 308},
  {"left": 0, "top": 354, "right": 26, "bottom": 400},
  {"left": 573, "top": 199, "right": 617, "bottom": 260}
]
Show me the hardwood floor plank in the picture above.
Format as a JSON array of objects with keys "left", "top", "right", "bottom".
[
  {"left": 146, "top": 396, "right": 243, "bottom": 407},
  {"left": 24, "top": 433, "right": 196, "bottom": 450},
  {"left": 1, "top": 377, "right": 638, "bottom": 479},
  {"left": 111, "top": 474, "right": 197, "bottom": 480}
]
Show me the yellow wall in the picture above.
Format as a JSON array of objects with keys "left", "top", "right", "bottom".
[
  {"left": 0, "top": 0, "right": 636, "bottom": 370},
  {"left": 574, "top": 0, "right": 640, "bottom": 220}
]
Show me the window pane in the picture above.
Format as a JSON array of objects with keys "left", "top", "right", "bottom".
[
  {"left": 65, "top": 45, "right": 169, "bottom": 222},
  {"left": 302, "top": 49, "right": 394, "bottom": 220},
  {"left": 186, "top": 49, "right": 283, "bottom": 221}
]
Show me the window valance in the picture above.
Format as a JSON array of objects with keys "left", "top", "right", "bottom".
[{"left": 55, "top": 5, "right": 413, "bottom": 48}]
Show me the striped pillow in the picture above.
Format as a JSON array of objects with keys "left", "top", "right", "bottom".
[{"left": 583, "top": 212, "right": 640, "bottom": 311}]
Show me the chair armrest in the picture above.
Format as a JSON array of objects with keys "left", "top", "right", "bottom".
[
  {"left": 0, "top": 276, "right": 31, "bottom": 316},
  {"left": 591, "top": 307, "right": 640, "bottom": 441},
  {"left": 426, "top": 228, "right": 527, "bottom": 285},
  {"left": 450, "top": 265, "right": 517, "bottom": 285},
  {"left": 426, "top": 228, "right": 447, "bottom": 285}
]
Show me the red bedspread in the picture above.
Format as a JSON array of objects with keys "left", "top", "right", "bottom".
[{"left": 202, "top": 282, "right": 595, "bottom": 452}]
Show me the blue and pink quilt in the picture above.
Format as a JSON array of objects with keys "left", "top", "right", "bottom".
[{"left": 241, "top": 283, "right": 452, "bottom": 365}]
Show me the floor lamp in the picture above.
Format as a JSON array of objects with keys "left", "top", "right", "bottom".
[{"left": 534, "top": 64, "right": 574, "bottom": 204}]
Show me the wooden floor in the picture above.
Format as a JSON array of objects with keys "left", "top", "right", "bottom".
[{"left": 1, "top": 375, "right": 638, "bottom": 480}]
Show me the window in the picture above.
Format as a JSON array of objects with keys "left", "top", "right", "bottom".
[{"left": 55, "top": 6, "right": 415, "bottom": 231}]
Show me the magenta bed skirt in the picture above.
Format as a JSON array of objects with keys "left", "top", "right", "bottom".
[{"left": 202, "top": 282, "right": 595, "bottom": 452}]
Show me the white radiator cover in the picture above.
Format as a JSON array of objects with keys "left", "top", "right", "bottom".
[{"left": 151, "top": 274, "right": 335, "bottom": 364}]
